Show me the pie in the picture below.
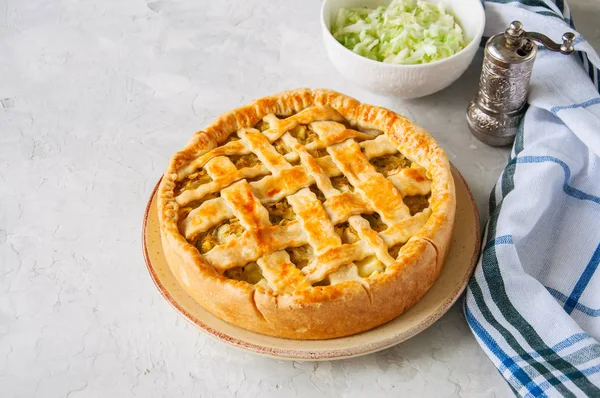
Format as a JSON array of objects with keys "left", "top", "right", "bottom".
[{"left": 157, "top": 88, "right": 455, "bottom": 339}]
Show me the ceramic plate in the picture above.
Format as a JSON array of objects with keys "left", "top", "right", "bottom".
[{"left": 142, "top": 165, "right": 480, "bottom": 360}]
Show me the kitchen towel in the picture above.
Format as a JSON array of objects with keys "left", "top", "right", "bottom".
[{"left": 464, "top": 0, "right": 600, "bottom": 396}]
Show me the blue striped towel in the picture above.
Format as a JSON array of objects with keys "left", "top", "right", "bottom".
[{"left": 464, "top": 0, "right": 600, "bottom": 396}]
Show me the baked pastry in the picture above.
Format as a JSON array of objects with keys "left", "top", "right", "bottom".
[{"left": 158, "top": 88, "right": 455, "bottom": 339}]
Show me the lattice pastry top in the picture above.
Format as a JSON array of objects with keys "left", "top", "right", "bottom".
[{"left": 158, "top": 89, "right": 455, "bottom": 339}]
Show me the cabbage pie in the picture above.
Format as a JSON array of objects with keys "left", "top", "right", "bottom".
[{"left": 158, "top": 89, "right": 455, "bottom": 339}]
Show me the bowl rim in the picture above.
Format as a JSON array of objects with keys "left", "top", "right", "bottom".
[{"left": 320, "top": 0, "right": 486, "bottom": 69}]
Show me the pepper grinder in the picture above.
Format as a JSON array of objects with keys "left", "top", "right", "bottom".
[{"left": 467, "top": 21, "right": 575, "bottom": 146}]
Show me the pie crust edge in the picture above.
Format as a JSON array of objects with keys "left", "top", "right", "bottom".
[{"left": 157, "top": 88, "right": 456, "bottom": 339}]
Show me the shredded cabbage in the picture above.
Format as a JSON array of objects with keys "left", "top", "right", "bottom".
[{"left": 331, "top": 0, "right": 466, "bottom": 64}]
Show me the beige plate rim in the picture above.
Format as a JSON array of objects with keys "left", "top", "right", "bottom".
[{"left": 142, "top": 164, "right": 480, "bottom": 360}]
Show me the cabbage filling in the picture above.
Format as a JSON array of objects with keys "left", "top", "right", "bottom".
[
  {"left": 370, "top": 153, "right": 412, "bottom": 176},
  {"left": 404, "top": 194, "right": 430, "bottom": 215},
  {"left": 289, "top": 125, "right": 317, "bottom": 145},
  {"left": 230, "top": 153, "right": 261, "bottom": 169},
  {"left": 356, "top": 256, "right": 385, "bottom": 277},
  {"left": 313, "top": 278, "right": 331, "bottom": 287},
  {"left": 273, "top": 138, "right": 291, "bottom": 155},
  {"left": 334, "top": 222, "right": 360, "bottom": 244},
  {"left": 265, "top": 198, "right": 296, "bottom": 226},
  {"left": 389, "top": 243, "right": 405, "bottom": 259},
  {"left": 309, "top": 184, "right": 326, "bottom": 202},
  {"left": 286, "top": 245, "right": 314, "bottom": 269},
  {"left": 255, "top": 120, "right": 271, "bottom": 132},
  {"left": 363, "top": 212, "right": 387, "bottom": 232},
  {"left": 331, "top": 175, "right": 353, "bottom": 193},
  {"left": 196, "top": 218, "right": 244, "bottom": 254},
  {"left": 175, "top": 168, "right": 212, "bottom": 196},
  {"left": 308, "top": 148, "right": 328, "bottom": 158},
  {"left": 225, "top": 262, "right": 264, "bottom": 284}
]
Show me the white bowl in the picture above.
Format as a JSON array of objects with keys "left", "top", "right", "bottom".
[{"left": 321, "top": 0, "right": 485, "bottom": 98}]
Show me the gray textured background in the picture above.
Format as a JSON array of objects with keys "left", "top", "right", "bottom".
[{"left": 1, "top": 0, "right": 598, "bottom": 397}]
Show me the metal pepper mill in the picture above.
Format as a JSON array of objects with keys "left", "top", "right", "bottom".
[{"left": 467, "top": 21, "right": 575, "bottom": 146}]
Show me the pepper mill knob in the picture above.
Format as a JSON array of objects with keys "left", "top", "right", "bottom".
[
  {"left": 561, "top": 32, "right": 576, "bottom": 53},
  {"left": 505, "top": 21, "right": 524, "bottom": 48},
  {"left": 467, "top": 21, "right": 575, "bottom": 146}
]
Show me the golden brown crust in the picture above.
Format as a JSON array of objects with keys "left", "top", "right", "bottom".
[{"left": 157, "top": 88, "right": 455, "bottom": 339}]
